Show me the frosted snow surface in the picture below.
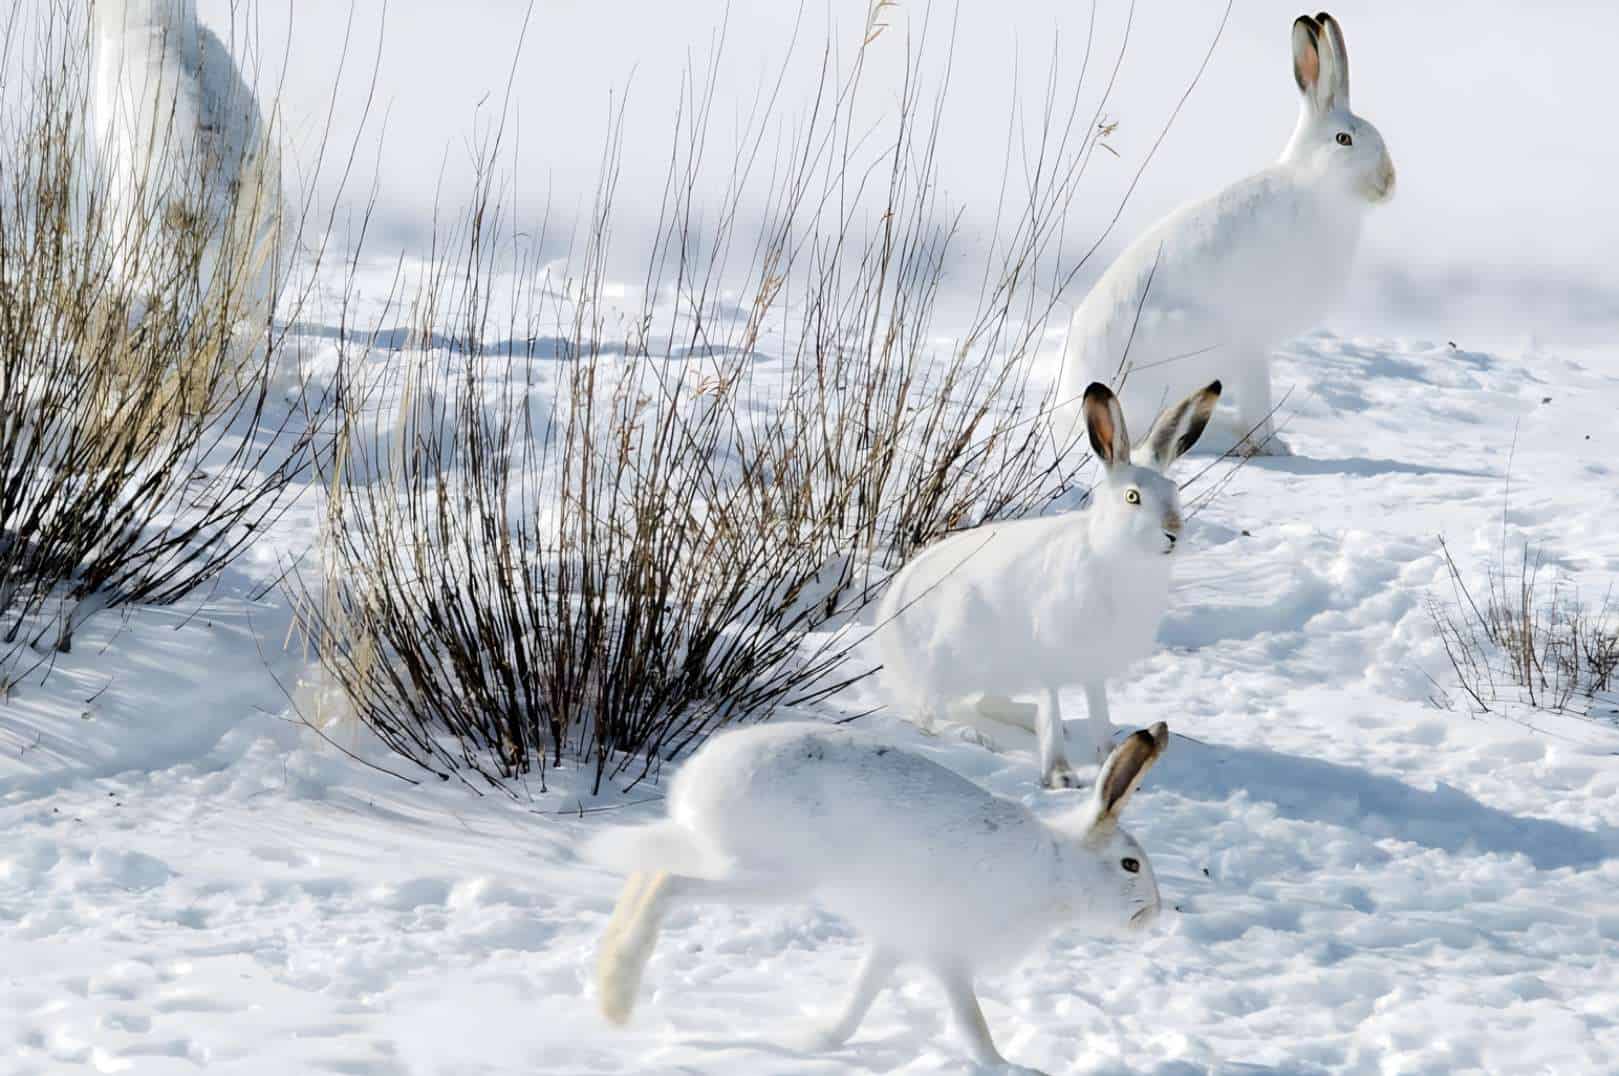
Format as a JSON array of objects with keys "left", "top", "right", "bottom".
[{"left": 2, "top": 286, "right": 1618, "bottom": 1074}]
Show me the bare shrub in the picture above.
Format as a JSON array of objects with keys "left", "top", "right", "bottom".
[
  {"left": 290, "top": 10, "right": 1217, "bottom": 791},
  {"left": 1428, "top": 537, "right": 1619, "bottom": 717}
]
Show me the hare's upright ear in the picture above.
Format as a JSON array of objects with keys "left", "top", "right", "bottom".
[
  {"left": 1295, "top": 13, "right": 1347, "bottom": 113},
  {"left": 1292, "top": 16, "right": 1328, "bottom": 113},
  {"left": 1083, "top": 383, "right": 1130, "bottom": 470},
  {"left": 1314, "top": 12, "right": 1351, "bottom": 108},
  {"left": 1094, "top": 722, "right": 1169, "bottom": 823},
  {"left": 1142, "top": 380, "right": 1221, "bottom": 471},
  {"left": 1292, "top": 17, "right": 1321, "bottom": 99}
]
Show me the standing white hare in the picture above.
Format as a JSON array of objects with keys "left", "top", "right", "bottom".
[
  {"left": 91, "top": 0, "right": 284, "bottom": 326},
  {"left": 594, "top": 720, "right": 1170, "bottom": 1073},
  {"left": 1060, "top": 12, "right": 1394, "bottom": 455},
  {"left": 876, "top": 380, "right": 1217, "bottom": 788}
]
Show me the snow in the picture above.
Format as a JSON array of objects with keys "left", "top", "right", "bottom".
[
  {"left": 2, "top": 292, "right": 1617, "bottom": 1073},
  {"left": 4, "top": 3, "right": 1617, "bottom": 1070}
]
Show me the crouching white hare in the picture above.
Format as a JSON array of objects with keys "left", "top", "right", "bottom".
[
  {"left": 876, "top": 380, "right": 1217, "bottom": 788},
  {"left": 91, "top": 0, "right": 285, "bottom": 327},
  {"left": 594, "top": 720, "right": 1169, "bottom": 1073},
  {"left": 1059, "top": 12, "right": 1393, "bottom": 455}
]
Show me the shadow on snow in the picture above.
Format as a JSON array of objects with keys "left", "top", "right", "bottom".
[{"left": 1154, "top": 733, "right": 1614, "bottom": 871}]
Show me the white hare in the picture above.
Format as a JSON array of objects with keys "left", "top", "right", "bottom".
[
  {"left": 876, "top": 380, "right": 1217, "bottom": 788},
  {"left": 1060, "top": 12, "right": 1394, "bottom": 455},
  {"left": 594, "top": 719, "right": 1170, "bottom": 1073},
  {"left": 91, "top": 0, "right": 284, "bottom": 326}
]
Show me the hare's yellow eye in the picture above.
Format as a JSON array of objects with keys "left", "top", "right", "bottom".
[
  {"left": 1336, "top": 132, "right": 1353, "bottom": 146},
  {"left": 1125, "top": 489, "right": 1141, "bottom": 505}
]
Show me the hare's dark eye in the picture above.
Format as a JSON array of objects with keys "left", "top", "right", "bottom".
[
  {"left": 1121, "top": 857, "right": 1141, "bottom": 874},
  {"left": 1336, "top": 132, "right": 1353, "bottom": 147},
  {"left": 1124, "top": 489, "right": 1141, "bottom": 505}
]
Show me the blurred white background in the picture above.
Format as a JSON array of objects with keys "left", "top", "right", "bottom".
[{"left": 213, "top": 0, "right": 1616, "bottom": 347}]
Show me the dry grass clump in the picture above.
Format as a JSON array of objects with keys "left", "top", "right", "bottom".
[
  {"left": 1428, "top": 538, "right": 1618, "bottom": 717},
  {"left": 0, "top": 3, "right": 355, "bottom": 669}
]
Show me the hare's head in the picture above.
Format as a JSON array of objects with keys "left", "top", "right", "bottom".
[
  {"left": 1068, "top": 722, "right": 1170, "bottom": 931},
  {"left": 1082, "top": 381, "right": 1220, "bottom": 559},
  {"left": 1281, "top": 13, "right": 1395, "bottom": 204}
]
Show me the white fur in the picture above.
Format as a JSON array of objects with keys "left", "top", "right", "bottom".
[
  {"left": 91, "top": 0, "right": 284, "bottom": 325},
  {"left": 874, "top": 381, "right": 1217, "bottom": 788},
  {"left": 593, "top": 720, "right": 1168, "bottom": 1070},
  {"left": 1059, "top": 12, "right": 1394, "bottom": 454}
]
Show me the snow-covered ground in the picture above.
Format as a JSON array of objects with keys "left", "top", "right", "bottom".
[{"left": 2, "top": 283, "right": 1617, "bottom": 1074}]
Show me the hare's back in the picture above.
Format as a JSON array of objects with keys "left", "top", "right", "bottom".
[
  {"left": 1067, "top": 173, "right": 1349, "bottom": 430},
  {"left": 877, "top": 519, "right": 1081, "bottom": 696},
  {"left": 1077, "top": 177, "right": 1322, "bottom": 343},
  {"left": 670, "top": 723, "right": 1031, "bottom": 880},
  {"left": 882, "top": 517, "right": 1068, "bottom": 621}
]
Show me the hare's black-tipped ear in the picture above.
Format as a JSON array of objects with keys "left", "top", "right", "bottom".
[
  {"left": 1292, "top": 16, "right": 1322, "bottom": 98},
  {"left": 1143, "top": 380, "right": 1221, "bottom": 470},
  {"left": 1096, "top": 722, "right": 1169, "bottom": 821},
  {"left": 1083, "top": 382, "right": 1130, "bottom": 470},
  {"left": 1315, "top": 12, "right": 1351, "bottom": 108},
  {"left": 1294, "top": 13, "right": 1345, "bottom": 113}
]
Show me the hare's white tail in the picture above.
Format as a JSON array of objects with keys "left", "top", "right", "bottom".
[
  {"left": 598, "top": 871, "right": 672, "bottom": 1025},
  {"left": 586, "top": 819, "right": 714, "bottom": 878}
]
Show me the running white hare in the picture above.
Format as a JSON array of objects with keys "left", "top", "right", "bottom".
[
  {"left": 1060, "top": 12, "right": 1394, "bottom": 455},
  {"left": 594, "top": 720, "right": 1170, "bottom": 1073},
  {"left": 91, "top": 0, "right": 284, "bottom": 326},
  {"left": 876, "top": 380, "right": 1217, "bottom": 788}
]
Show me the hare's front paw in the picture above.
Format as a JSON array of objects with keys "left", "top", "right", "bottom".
[
  {"left": 959, "top": 726, "right": 1002, "bottom": 753},
  {"left": 1041, "top": 762, "right": 1084, "bottom": 790},
  {"left": 1237, "top": 432, "right": 1292, "bottom": 457},
  {"left": 973, "top": 1060, "right": 1049, "bottom": 1076},
  {"left": 788, "top": 1025, "right": 849, "bottom": 1054}
]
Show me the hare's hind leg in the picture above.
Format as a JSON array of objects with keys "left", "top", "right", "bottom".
[
  {"left": 598, "top": 872, "right": 796, "bottom": 1025},
  {"left": 973, "top": 694, "right": 1038, "bottom": 733},
  {"left": 1036, "top": 688, "right": 1080, "bottom": 789},
  {"left": 917, "top": 694, "right": 998, "bottom": 749},
  {"left": 598, "top": 871, "right": 671, "bottom": 1025},
  {"left": 796, "top": 944, "right": 898, "bottom": 1052},
  {"left": 914, "top": 694, "right": 943, "bottom": 735},
  {"left": 1083, "top": 681, "right": 1115, "bottom": 767},
  {"left": 1232, "top": 357, "right": 1291, "bottom": 457}
]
